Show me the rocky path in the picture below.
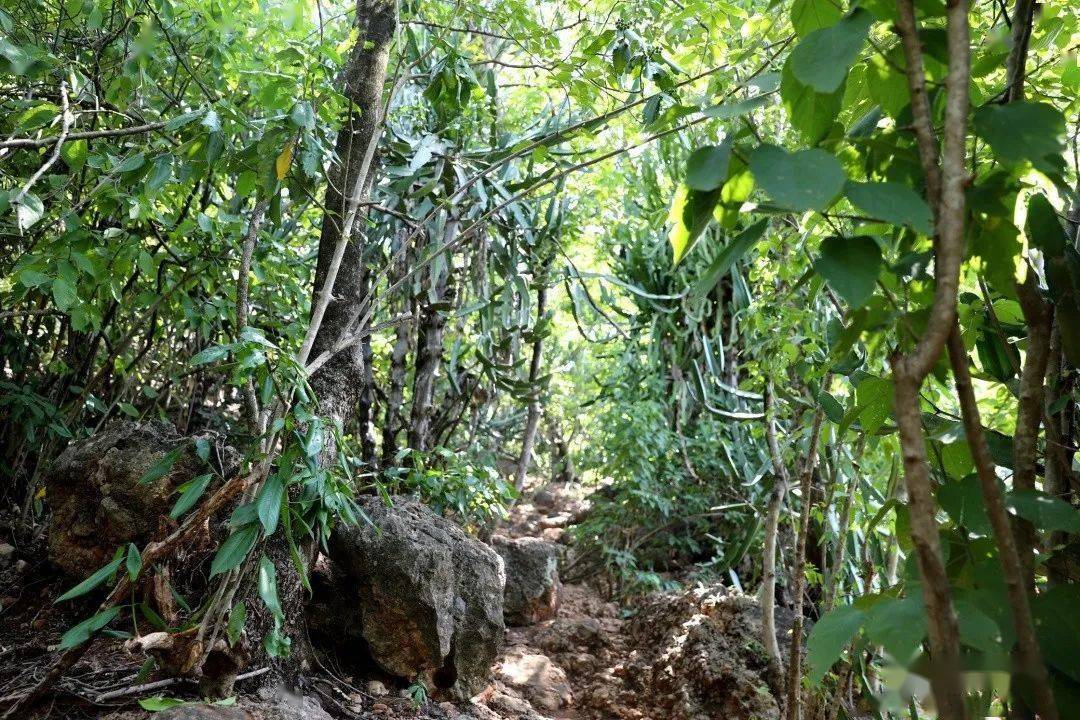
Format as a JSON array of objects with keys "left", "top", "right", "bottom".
[{"left": 460, "top": 484, "right": 783, "bottom": 720}]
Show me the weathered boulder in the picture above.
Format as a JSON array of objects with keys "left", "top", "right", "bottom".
[
  {"left": 329, "top": 495, "right": 505, "bottom": 699},
  {"left": 490, "top": 535, "right": 559, "bottom": 626},
  {"left": 47, "top": 421, "right": 235, "bottom": 575},
  {"left": 495, "top": 645, "right": 572, "bottom": 712},
  {"left": 620, "top": 585, "right": 782, "bottom": 720}
]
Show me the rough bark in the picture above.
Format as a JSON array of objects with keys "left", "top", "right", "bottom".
[
  {"left": 786, "top": 405, "right": 826, "bottom": 720},
  {"left": 888, "top": 0, "right": 972, "bottom": 715},
  {"left": 408, "top": 217, "right": 458, "bottom": 453},
  {"left": 308, "top": 0, "right": 397, "bottom": 435},
  {"left": 514, "top": 274, "right": 549, "bottom": 493},
  {"left": 382, "top": 232, "right": 415, "bottom": 466},
  {"left": 947, "top": 327, "right": 1058, "bottom": 720},
  {"left": 761, "top": 382, "right": 789, "bottom": 672}
]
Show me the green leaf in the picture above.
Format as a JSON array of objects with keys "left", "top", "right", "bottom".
[
  {"left": 14, "top": 192, "right": 45, "bottom": 229},
  {"left": 1026, "top": 194, "right": 1067, "bottom": 256},
  {"left": 816, "top": 391, "right": 845, "bottom": 423},
  {"left": 227, "top": 601, "right": 247, "bottom": 647},
  {"left": 845, "top": 181, "right": 933, "bottom": 235},
  {"left": 814, "top": 236, "right": 882, "bottom": 307},
  {"left": 191, "top": 344, "right": 231, "bottom": 365},
  {"left": 61, "top": 139, "right": 88, "bottom": 171},
  {"left": 55, "top": 550, "right": 124, "bottom": 603},
  {"left": 973, "top": 102, "right": 1066, "bottom": 175},
  {"left": 170, "top": 473, "right": 211, "bottom": 519},
  {"left": 701, "top": 94, "right": 771, "bottom": 120},
  {"left": 789, "top": 9, "right": 875, "bottom": 93},
  {"left": 850, "top": 375, "right": 893, "bottom": 435},
  {"left": 257, "top": 474, "right": 284, "bottom": 535},
  {"left": 59, "top": 606, "right": 121, "bottom": 649},
  {"left": 749, "top": 145, "right": 845, "bottom": 212},
  {"left": 685, "top": 142, "right": 732, "bottom": 192},
  {"left": 258, "top": 554, "right": 283, "bottom": 619},
  {"left": 954, "top": 598, "right": 1002, "bottom": 653},
  {"left": 138, "top": 696, "right": 189, "bottom": 711},
  {"left": 780, "top": 60, "right": 843, "bottom": 144},
  {"left": 138, "top": 446, "right": 183, "bottom": 485},
  {"left": 791, "top": 0, "right": 843, "bottom": 37},
  {"left": 668, "top": 185, "right": 720, "bottom": 264},
  {"left": 125, "top": 543, "right": 142, "bottom": 581},
  {"left": 807, "top": 604, "right": 865, "bottom": 685},
  {"left": 864, "top": 594, "right": 926, "bottom": 662},
  {"left": 690, "top": 220, "right": 769, "bottom": 299},
  {"left": 209, "top": 524, "right": 259, "bottom": 577},
  {"left": 51, "top": 277, "right": 79, "bottom": 312},
  {"left": 1007, "top": 489, "right": 1080, "bottom": 533}
]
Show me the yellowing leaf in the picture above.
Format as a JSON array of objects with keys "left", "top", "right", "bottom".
[{"left": 275, "top": 140, "right": 295, "bottom": 180}]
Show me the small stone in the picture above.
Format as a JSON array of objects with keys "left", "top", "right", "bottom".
[
  {"left": 0, "top": 543, "right": 15, "bottom": 565},
  {"left": 371, "top": 702, "right": 390, "bottom": 715},
  {"left": 14, "top": 559, "right": 28, "bottom": 574},
  {"left": 438, "top": 701, "right": 460, "bottom": 718},
  {"left": 365, "top": 679, "right": 388, "bottom": 696}
]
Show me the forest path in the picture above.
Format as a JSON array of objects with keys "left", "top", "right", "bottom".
[{"left": 471, "top": 482, "right": 635, "bottom": 720}]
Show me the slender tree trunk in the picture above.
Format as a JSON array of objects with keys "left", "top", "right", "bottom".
[
  {"left": 408, "top": 216, "right": 457, "bottom": 453},
  {"left": 947, "top": 327, "right": 1059, "bottom": 720},
  {"left": 786, "top": 405, "right": 826, "bottom": 720},
  {"left": 888, "top": 0, "right": 972, "bottom": 714},
  {"left": 762, "top": 382, "right": 790, "bottom": 672},
  {"left": 514, "top": 275, "right": 548, "bottom": 493},
  {"left": 382, "top": 233, "right": 415, "bottom": 466}
]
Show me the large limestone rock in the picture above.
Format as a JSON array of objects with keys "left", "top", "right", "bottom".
[
  {"left": 490, "top": 535, "right": 559, "bottom": 626},
  {"left": 47, "top": 421, "right": 235, "bottom": 575},
  {"left": 329, "top": 495, "right": 506, "bottom": 699}
]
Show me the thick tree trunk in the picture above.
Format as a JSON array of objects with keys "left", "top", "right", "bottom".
[{"left": 308, "top": 0, "right": 397, "bottom": 437}]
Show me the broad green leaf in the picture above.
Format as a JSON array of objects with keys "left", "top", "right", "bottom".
[
  {"left": 138, "top": 446, "right": 183, "bottom": 485},
  {"left": 973, "top": 102, "right": 1066, "bottom": 175},
  {"left": 257, "top": 474, "right": 285, "bottom": 534},
  {"left": 51, "top": 277, "right": 79, "bottom": 312},
  {"left": 814, "top": 236, "right": 882, "bottom": 307},
  {"left": 851, "top": 376, "right": 893, "bottom": 435},
  {"left": 210, "top": 524, "right": 259, "bottom": 577},
  {"left": 807, "top": 604, "right": 865, "bottom": 684},
  {"left": 845, "top": 181, "right": 933, "bottom": 235},
  {"left": 258, "top": 554, "right": 283, "bottom": 619},
  {"left": 55, "top": 549, "right": 124, "bottom": 603},
  {"left": 139, "top": 696, "right": 189, "bottom": 711},
  {"left": 59, "top": 606, "right": 121, "bottom": 649},
  {"left": 1026, "top": 194, "right": 1067, "bottom": 256},
  {"left": 227, "top": 601, "right": 248, "bottom": 647},
  {"left": 749, "top": 145, "right": 845, "bottom": 212},
  {"left": 791, "top": 0, "right": 843, "bottom": 37},
  {"left": 816, "top": 391, "right": 845, "bottom": 423},
  {"left": 953, "top": 598, "right": 1002, "bottom": 653},
  {"left": 1007, "top": 489, "right": 1080, "bottom": 533},
  {"left": 685, "top": 142, "right": 732, "bottom": 192},
  {"left": 61, "top": 139, "right": 88, "bottom": 171},
  {"left": 938, "top": 474, "right": 992, "bottom": 535},
  {"left": 14, "top": 192, "right": 45, "bottom": 229},
  {"left": 191, "top": 345, "right": 231, "bottom": 365},
  {"left": 170, "top": 473, "right": 211, "bottom": 519},
  {"left": 1033, "top": 586, "right": 1080, "bottom": 682},
  {"left": 668, "top": 185, "right": 720, "bottom": 264},
  {"left": 864, "top": 594, "right": 926, "bottom": 662},
  {"left": 789, "top": 9, "right": 875, "bottom": 93},
  {"left": 125, "top": 543, "right": 142, "bottom": 581},
  {"left": 780, "top": 60, "right": 843, "bottom": 144}
]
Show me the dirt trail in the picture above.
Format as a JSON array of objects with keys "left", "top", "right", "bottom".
[{"left": 465, "top": 484, "right": 783, "bottom": 720}]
